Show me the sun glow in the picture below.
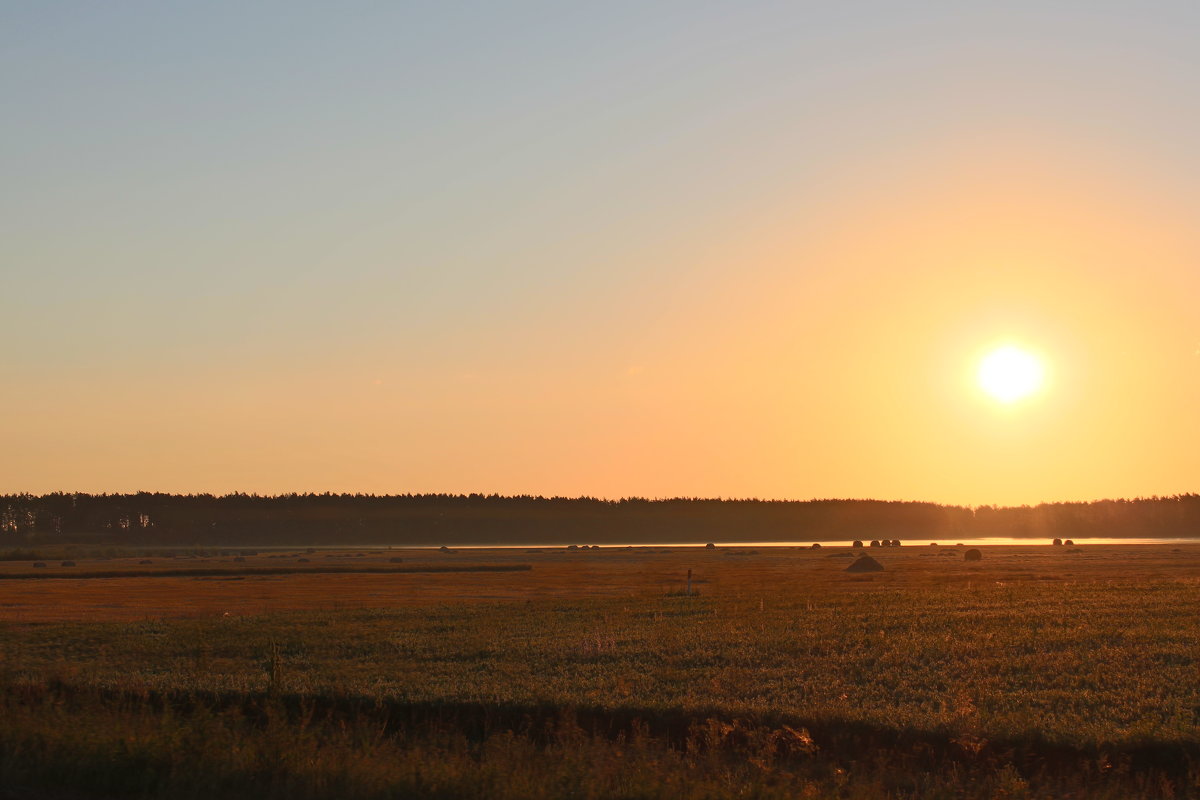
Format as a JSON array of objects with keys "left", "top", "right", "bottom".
[{"left": 977, "top": 346, "right": 1046, "bottom": 403}]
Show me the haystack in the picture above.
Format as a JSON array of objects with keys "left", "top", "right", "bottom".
[{"left": 846, "top": 555, "right": 884, "bottom": 573}]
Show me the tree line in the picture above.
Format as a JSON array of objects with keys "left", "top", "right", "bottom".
[{"left": 0, "top": 492, "right": 1196, "bottom": 547}]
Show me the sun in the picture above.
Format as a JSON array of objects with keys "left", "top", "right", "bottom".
[{"left": 977, "top": 345, "right": 1045, "bottom": 403}]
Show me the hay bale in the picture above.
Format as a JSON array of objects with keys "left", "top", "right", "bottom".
[
  {"left": 964, "top": 549, "right": 982, "bottom": 562},
  {"left": 1052, "top": 538, "right": 1063, "bottom": 546},
  {"left": 1064, "top": 540, "right": 1074, "bottom": 546},
  {"left": 890, "top": 539, "right": 901, "bottom": 547},
  {"left": 846, "top": 555, "right": 884, "bottom": 573},
  {"left": 929, "top": 542, "right": 938, "bottom": 547},
  {"left": 810, "top": 543, "right": 822, "bottom": 549},
  {"left": 869, "top": 540, "right": 881, "bottom": 548},
  {"left": 60, "top": 560, "right": 76, "bottom": 567},
  {"left": 852, "top": 540, "right": 864, "bottom": 548},
  {"left": 705, "top": 542, "right": 715, "bottom": 549}
]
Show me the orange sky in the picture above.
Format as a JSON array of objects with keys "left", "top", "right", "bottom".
[{"left": 4, "top": 5, "right": 1198, "bottom": 505}]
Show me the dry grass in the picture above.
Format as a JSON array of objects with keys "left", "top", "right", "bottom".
[{"left": 3, "top": 543, "right": 1200, "bottom": 798}]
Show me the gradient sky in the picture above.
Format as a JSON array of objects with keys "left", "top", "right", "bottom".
[{"left": 4, "top": 2, "right": 1198, "bottom": 505}]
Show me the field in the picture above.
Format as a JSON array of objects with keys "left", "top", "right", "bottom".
[{"left": 1, "top": 543, "right": 1199, "bottom": 798}]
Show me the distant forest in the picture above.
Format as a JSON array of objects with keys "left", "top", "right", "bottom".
[{"left": 1, "top": 493, "right": 1198, "bottom": 547}]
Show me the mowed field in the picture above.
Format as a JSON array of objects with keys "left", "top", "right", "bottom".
[
  {"left": 2, "top": 541, "right": 1198, "bottom": 621},
  {"left": 2, "top": 543, "right": 1199, "bottom": 799}
]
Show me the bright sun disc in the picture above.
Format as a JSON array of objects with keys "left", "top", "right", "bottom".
[{"left": 977, "top": 346, "right": 1045, "bottom": 403}]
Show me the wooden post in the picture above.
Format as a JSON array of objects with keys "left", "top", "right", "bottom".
[{"left": 687, "top": 568, "right": 692, "bottom": 596}]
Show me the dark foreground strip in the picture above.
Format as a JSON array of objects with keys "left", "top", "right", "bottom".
[
  {"left": 0, "top": 564, "right": 532, "bottom": 580},
  {"left": 9, "top": 679, "right": 1196, "bottom": 782}
]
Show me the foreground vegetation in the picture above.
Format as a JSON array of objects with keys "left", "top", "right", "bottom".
[{"left": 2, "top": 545, "right": 1198, "bottom": 798}]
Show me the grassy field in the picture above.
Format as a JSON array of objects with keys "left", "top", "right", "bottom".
[{"left": 1, "top": 543, "right": 1198, "bottom": 798}]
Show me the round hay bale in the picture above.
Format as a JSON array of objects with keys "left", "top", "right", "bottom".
[
  {"left": 1052, "top": 538, "right": 1062, "bottom": 546},
  {"left": 929, "top": 542, "right": 938, "bottom": 547},
  {"left": 964, "top": 549, "right": 982, "bottom": 562},
  {"left": 852, "top": 540, "right": 864, "bottom": 549},
  {"left": 869, "top": 540, "right": 881, "bottom": 548},
  {"left": 890, "top": 539, "right": 901, "bottom": 547},
  {"left": 60, "top": 560, "right": 76, "bottom": 567},
  {"left": 846, "top": 555, "right": 884, "bottom": 573},
  {"left": 810, "top": 543, "right": 821, "bottom": 549},
  {"left": 1064, "top": 540, "right": 1074, "bottom": 546},
  {"left": 705, "top": 542, "right": 715, "bottom": 549}
]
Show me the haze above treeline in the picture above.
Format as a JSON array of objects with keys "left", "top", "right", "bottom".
[{"left": 2, "top": 493, "right": 1197, "bottom": 547}]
